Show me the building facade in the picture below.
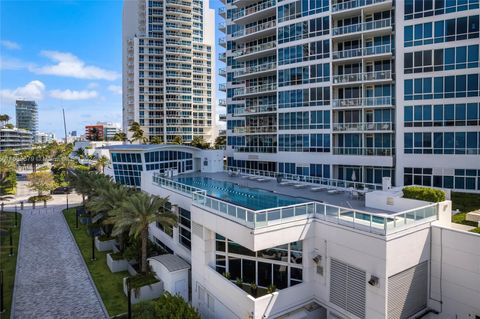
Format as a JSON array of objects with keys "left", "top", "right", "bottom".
[
  {"left": 122, "top": 0, "right": 217, "bottom": 144},
  {"left": 0, "top": 127, "right": 33, "bottom": 151},
  {"left": 15, "top": 100, "right": 38, "bottom": 140},
  {"left": 220, "top": 0, "right": 480, "bottom": 193},
  {"left": 105, "top": 145, "right": 480, "bottom": 319},
  {"left": 85, "top": 122, "right": 121, "bottom": 141}
]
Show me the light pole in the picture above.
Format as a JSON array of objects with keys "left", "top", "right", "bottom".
[
  {"left": 9, "top": 228, "right": 13, "bottom": 256},
  {"left": 0, "top": 270, "right": 4, "bottom": 313},
  {"left": 126, "top": 277, "right": 132, "bottom": 319},
  {"left": 66, "top": 192, "right": 69, "bottom": 210},
  {"left": 14, "top": 205, "right": 17, "bottom": 227}
]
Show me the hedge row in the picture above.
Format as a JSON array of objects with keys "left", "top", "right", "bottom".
[{"left": 402, "top": 186, "right": 446, "bottom": 202}]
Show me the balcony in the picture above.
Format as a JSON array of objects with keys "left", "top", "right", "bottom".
[
  {"left": 219, "top": 22, "right": 226, "bottom": 33},
  {"left": 166, "top": 0, "right": 191, "bottom": 8},
  {"left": 218, "top": 37, "right": 226, "bottom": 47},
  {"left": 219, "top": 7, "right": 226, "bottom": 17},
  {"left": 219, "top": 83, "right": 227, "bottom": 92},
  {"left": 219, "top": 52, "right": 226, "bottom": 62},
  {"left": 332, "top": 44, "right": 392, "bottom": 61},
  {"left": 332, "top": 147, "right": 393, "bottom": 156},
  {"left": 231, "top": 20, "right": 276, "bottom": 42},
  {"left": 232, "top": 41, "right": 277, "bottom": 61},
  {"left": 332, "top": 122, "right": 394, "bottom": 132},
  {"left": 233, "top": 83, "right": 277, "bottom": 98},
  {"left": 232, "top": 0, "right": 276, "bottom": 23},
  {"left": 219, "top": 68, "right": 226, "bottom": 77},
  {"left": 332, "top": 18, "right": 392, "bottom": 38},
  {"left": 235, "top": 146, "right": 277, "bottom": 153},
  {"left": 234, "top": 62, "right": 276, "bottom": 80},
  {"left": 233, "top": 126, "right": 277, "bottom": 134},
  {"left": 332, "top": 70, "right": 392, "bottom": 85},
  {"left": 234, "top": 104, "right": 277, "bottom": 116},
  {"left": 332, "top": 0, "right": 391, "bottom": 14},
  {"left": 332, "top": 96, "right": 393, "bottom": 108},
  {"left": 218, "top": 99, "right": 226, "bottom": 107}
]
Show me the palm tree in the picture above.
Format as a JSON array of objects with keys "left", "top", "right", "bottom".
[
  {"left": 20, "top": 146, "right": 48, "bottom": 172},
  {"left": 96, "top": 155, "right": 110, "bottom": 174},
  {"left": 129, "top": 122, "right": 147, "bottom": 144},
  {"left": 108, "top": 192, "right": 177, "bottom": 273},
  {"left": 150, "top": 136, "right": 163, "bottom": 144},
  {"left": 172, "top": 135, "right": 183, "bottom": 145},
  {"left": 0, "top": 155, "right": 16, "bottom": 199},
  {"left": 74, "top": 147, "right": 86, "bottom": 158},
  {"left": 0, "top": 114, "right": 10, "bottom": 126},
  {"left": 214, "top": 135, "right": 226, "bottom": 149},
  {"left": 69, "top": 170, "right": 94, "bottom": 207},
  {"left": 113, "top": 132, "right": 128, "bottom": 142},
  {"left": 191, "top": 136, "right": 210, "bottom": 149}
]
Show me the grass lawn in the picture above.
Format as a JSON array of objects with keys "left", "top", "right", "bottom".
[
  {"left": 451, "top": 192, "right": 480, "bottom": 234},
  {"left": 0, "top": 211, "right": 21, "bottom": 318},
  {"left": 63, "top": 207, "right": 128, "bottom": 317}
]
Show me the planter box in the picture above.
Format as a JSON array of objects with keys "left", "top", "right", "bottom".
[
  {"left": 107, "top": 253, "right": 129, "bottom": 273},
  {"left": 128, "top": 263, "right": 139, "bottom": 276},
  {"left": 123, "top": 277, "right": 164, "bottom": 304},
  {"left": 95, "top": 237, "right": 116, "bottom": 252}
]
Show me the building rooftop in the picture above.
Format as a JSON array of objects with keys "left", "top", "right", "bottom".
[
  {"left": 149, "top": 254, "right": 190, "bottom": 272},
  {"left": 104, "top": 143, "right": 202, "bottom": 151}
]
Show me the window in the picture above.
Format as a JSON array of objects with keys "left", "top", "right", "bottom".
[{"left": 405, "top": 167, "right": 480, "bottom": 190}]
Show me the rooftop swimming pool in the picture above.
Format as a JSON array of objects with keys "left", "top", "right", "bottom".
[{"left": 175, "top": 176, "right": 307, "bottom": 210}]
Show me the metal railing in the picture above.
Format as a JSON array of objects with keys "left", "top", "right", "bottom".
[
  {"left": 332, "top": 122, "right": 394, "bottom": 131},
  {"left": 233, "top": 41, "right": 276, "bottom": 57},
  {"left": 232, "top": 21, "right": 276, "bottom": 38},
  {"left": 234, "top": 62, "right": 276, "bottom": 77},
  {"left": 332, "top": 147, "right": 394, "bottom": 156},
  {"left": 332, "top": 96, "right": 393, "bottom": 108},
  {"left": 233, "top": 126, "right": 277, "bottom": 134},
  {"left": 332, "top": 44, "right": 392, "bottom": 60},
  {"left": 235, "top": 146, "right": 277, "bottom": 153},
  {"left": 233, "top": 83, "right": 277, "bottom": 97},
  {"left": 152, "top": 173, "right": 439, "bottom": 235},
  {"left": 332, "top": 18, "right": 391, "bottom": 36},
  {"left": 333, "top": 70, "right": 392, "bottom": 84},
  {"left": 234, "top": 104, "right": 277, "bottom": 116},
  {"left": 332, "top": 0, "right": 390, "bottom": 12},
  {"left": 232, "top": 0, "right": 276, "bottom": 20}
]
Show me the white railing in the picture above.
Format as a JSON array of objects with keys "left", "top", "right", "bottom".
[
  {"left": 332, "top": 18, "right": 391, "bottom": 36},
  {"left": 232, "top": 0, "right": 276, "bottom": 20},
  {"left": 332, "top": 96, "right": 393, "bottom": 108},
  {"left": 332, "top": 0, "right": 389, "bottom": 12},
  {"left": 332, "top": 122, "right": 393, "bottom": 131},
  {"left": 333, "top": 70, "right": 392, "bottom": 83},
  {"left": 332, "top": 44, "right": 392, "bottom": 60},
  {"left": 153, "top": 173, "right": 439, "bottom": 235}
]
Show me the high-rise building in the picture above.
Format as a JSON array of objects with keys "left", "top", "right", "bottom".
[
  {"left": 85, "top": 122, "right": 122, "bottom": 141},
  {"left": 15, "top": 100, "right": 38, "bottom": 139},
  {"left": 122, "top": 0, "right": 217, "bottom": 144},
  {"left": 0, "top": 126, "right": 32, "bottom": 151},
  {"left": 221, "top": 0, "right": 480, "bottom": 193}
]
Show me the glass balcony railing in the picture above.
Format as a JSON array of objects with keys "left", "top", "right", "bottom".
[
  {"left": 232, "top": 0, "right": 276, "bottom": 20},
  {"left": 232, "top": 21, "right": 276, "bottom": 39},
  {"left": 332, "top": 44, "right": 392, "bottom": 60},
  {"left": 332, "top": 122, "right": 394, "bottom": 131},
  {"left": 332, "top": 18, "right": 392, "bottom": 36},
  {"left": 333, "top": 70, "right": 392, "bottom": 84},
  {"left": 235, "top": 146, "right": 277, "bottom": 153},
  {"left": 234, "top": 104, "right": 277, "bottom": 116},
  {"left": 332, "top": 0, "right": 390, "bottom": 12},
  {"left": 332, "top": 147, "right": 394, "bottom": 156},
  {"left": 219, "top": 83, "right": 226, "bottom": 91},
  {"left": 332, "top": 96, "right": 393, "bottom": 108},
  {"left": 234, "top": 63, "right": 276, "bottom": 77},
  {"left": 233, "top": 83, "right": 277, "bottom": 97},
  {"left": 153, "top": 173, "right": 439, "bottom": 235},
  {"left": 232, "top": 41, "right": 276, "bottom": 58},
  {"left": 233, "top": 126, "right": 277, "bottom": 134}
]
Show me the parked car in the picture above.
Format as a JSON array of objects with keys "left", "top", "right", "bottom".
[{"left": 51, "top": 186, "right": 73, "bottom": 194}]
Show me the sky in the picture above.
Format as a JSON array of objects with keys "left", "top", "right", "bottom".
[{"left": 0, "top": 0, "right": 224, "bottom": 139}]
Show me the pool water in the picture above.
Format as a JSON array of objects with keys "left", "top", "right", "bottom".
[{"left": 175, "top": 176, "right": 306, "bottom": 210}]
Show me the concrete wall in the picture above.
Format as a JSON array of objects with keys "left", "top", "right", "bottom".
[{"left": 430, "top": 225, "right": 480, "bottom": 318}]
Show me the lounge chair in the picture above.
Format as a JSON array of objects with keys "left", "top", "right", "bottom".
[
  {"left": 310, "top": 186, "right": 326, "bottom": 192},
  {"left": 293, "top": 184, "right": 307, "bottom": 189},
  {"left": 279, "top": 181, "right": 294, "bottom": 186}
]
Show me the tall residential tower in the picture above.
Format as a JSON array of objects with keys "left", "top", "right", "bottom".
[
  {"left": 15, "top": 100, "right": 38, "bottom": 140},
  {"left": 221, "top": 0, "right": 480, "bottom": 193},
  {"left": 122, "top": 0, "right": 217, "bottom": 144}
]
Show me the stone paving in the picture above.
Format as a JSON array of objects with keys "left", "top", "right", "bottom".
[{"left": 12, "top": 204, "right": 108, "bottom": 319}]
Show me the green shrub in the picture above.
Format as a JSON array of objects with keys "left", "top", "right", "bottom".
[
  {"left": 133, "top": 292, "right": 200, "bottom": 319},
  {"left": 402, "top": 186, "right": 445, "bottom": 202},
  {"left": 27, "top": 195, "right": 53, "bottom": 203},
  {"left": 129, "top": 273, "right": 159, "bottom": 289},
  {"left": 110, "top": 252, "right": 125, "bottom": 261}
]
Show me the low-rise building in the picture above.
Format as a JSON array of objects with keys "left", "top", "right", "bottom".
[
  {"left": 85, "top": 122, "right": 121, "bottom": 141},
  {"left": 0, "top": 126, "right": 33, "bottom": 151},
  {"left": 106, "top": 144, "right": 480, "bottom": 319}
]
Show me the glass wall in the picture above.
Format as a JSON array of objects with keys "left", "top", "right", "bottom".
[
  {"left": 215, "top": 234, "right": 303, "bottom": 290},
  {"left": 111, "top": 152, "right": 143, "bottom": 187}
]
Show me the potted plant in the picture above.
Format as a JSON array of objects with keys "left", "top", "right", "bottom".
[
  {"left": 250, "top": 282, "right": 257, "bottom": 297},
  {"left": 267, "top": 284, "right": 276, "bottom": 294},
  {"left": 235, "top": 277, "right": 243, "bottom": 288}
]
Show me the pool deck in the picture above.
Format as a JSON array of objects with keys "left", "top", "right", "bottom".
[{"left": 181, "top": 172, "right": 393, "bottom": 215}]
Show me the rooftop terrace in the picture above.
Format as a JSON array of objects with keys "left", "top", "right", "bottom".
[{"left": 152, "top": 172, "right": 439, "bottom": 236}]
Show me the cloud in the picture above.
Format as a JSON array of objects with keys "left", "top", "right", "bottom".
[
  {"left": 0, "top": 80, "right": 46, "bottom": 103},
  {"left": 0, "top": 56, "right": 34, "bottom": 70},
  {"left": 1, "top": 40, "right": 21, "bottom": 50},
  {"left": 87, "top": 82, "right": 99, "bottom": 89},
  {"left": 32, "top": 51, "right": 119, "bottom": 80},
  {"left": 49, "top": 89, "right": 98, "bottom": 100},
  {"left": 107, "top": 85, "right": 122, "bottom": 95}
]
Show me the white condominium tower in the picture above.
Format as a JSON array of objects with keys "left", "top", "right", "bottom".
[
  {"left": 221, "top": 0, "right": 480, "bottom": 193},
  {"left": 123, "top": 0, "right": 216, "bottom": 144}
]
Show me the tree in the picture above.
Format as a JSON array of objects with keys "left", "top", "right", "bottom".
[
  {"left": 107, "top": 192, "right": 177, "bottom": 273},
  {"left": 95, "top": 155, "right": 110, "bottom": 174},
  {"left": 88, "top": 127, "right": 102, "bottom": 141},
  {"left": 0, "top": 114, "right": 10, "bottom": 126},
  {"left": 27, "top": 171, "right": 57, "bottom": 196},
  {"left": 0, "top": 155, "right": 16, "bottom": 197},
  {"left": 4, "top": 123, "right": 14, "bottom": 129},
  {"left": 133, "top": 293, "right": 201, "bottom": 319},
  {"left": 113, "top": 132, "right": 128, "bottom": 142},
  {"left": 150, "top": 136, "right": 163, "bottom": 144},
  {"left": 74, "top": 147, "right": 86, "bottom": 159},
  {"left": 214, "top": 135, "right": 226, "bottom": 149},
  {"left": 172, "top": 135, "right": 183, "bottom": 145},
  {"left": 69, "top": 170, "right": 94, "bottom": 206},
  {"left": 20, "top": 146, "right": 48, "bottom": 172},
  {"left": 129, "top": 122, "right": 147, "bottom": 144},
  {"left": 52, "top": 156, "right": 76, "bottom": 186},
  {"left": 191, "top": 136, "right": 210, "bottom": 149}
]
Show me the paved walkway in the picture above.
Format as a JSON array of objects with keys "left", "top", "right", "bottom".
[{"left": 11, "top": 204, "right": 108, "bottom": 319}]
